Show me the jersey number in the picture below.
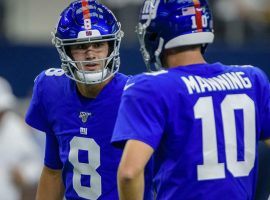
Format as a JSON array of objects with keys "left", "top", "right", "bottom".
[
  {"left": 69, "top": 137, "right": 101, "bottom": 199},
  {"left": 191, "top": 15, "right": 208, "bottom": 29},
  {"left": 45, "top": 68, "right": 65, "bottom": 76},
  {"left": 194, "top": 94, "right": 256, "bottom": 180}
]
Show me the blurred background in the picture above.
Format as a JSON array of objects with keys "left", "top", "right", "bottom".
[
  {"left": 0, "top": 0, "right": 269, "bottom": 199},
  {"left": 0, "top": 0, "right": 269, "bottom": 97}
]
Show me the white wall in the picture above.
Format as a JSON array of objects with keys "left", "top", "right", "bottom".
[
  {"left": 5, "top": 0, "right": 71, "bottom": 44},
  {"left": 3, "top": 0, "right": 142, "bottom": 45}
]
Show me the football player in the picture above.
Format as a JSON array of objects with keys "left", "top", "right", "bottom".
[
  {"left": 112, "top": 0, "right": 270, "bottom": 199},
  {"left": 25, "top": 0, "right": 153, "bottom": 199}
]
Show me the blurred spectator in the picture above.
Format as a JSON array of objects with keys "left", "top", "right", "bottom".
[
  {"left": 212, "top": 0, "right": 270, "bottom": 46},
  {"left": 0, "top": 76, "right": 42, "bottom": 200},
  {"left": 0, "top": 1, "right": 6, "bottom": 41},
  {"left": 100, "top": 0, "right": 141, "bottom": 8},
  {"left": 238, "top": 0, "right": 270, "bottom": 39},
  {"left": 1, "top": 0, "right": 270, "bottom": 47}
]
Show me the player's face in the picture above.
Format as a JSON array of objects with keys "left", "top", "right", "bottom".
[{"left": 70, "top": 41, "right": 109, "bottom": 71}]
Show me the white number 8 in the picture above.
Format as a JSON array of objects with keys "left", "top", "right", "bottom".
[
  {"left": 45, "top": 68, "right": 65, "bottom": 76},
  {"left": 69, "top": 137, "right": 101, "bottom": 199}
]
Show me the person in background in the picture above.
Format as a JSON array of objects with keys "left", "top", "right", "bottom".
[
  {"left": 0, "top": 76, "right": 42, "bottom": 200},
  {"left": 212, "top": 0, "right": 270, "bottom": 45},
  {"left": 25, "top": 0, "right": 153, "bottom": 199},
  {"left": 111, "top": 0, "right": 270, "bottom": 199}
]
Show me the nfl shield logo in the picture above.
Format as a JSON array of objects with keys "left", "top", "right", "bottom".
[{"left": 79, "top": 112, "right": 91, "bottom": 123}]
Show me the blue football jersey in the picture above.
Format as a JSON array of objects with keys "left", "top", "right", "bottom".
[
  {"left": 26, "top": 68, "right": 129, "bottom": 199},
  {"left": 112, "top": 63, "right": 270, "bottom": 200}
]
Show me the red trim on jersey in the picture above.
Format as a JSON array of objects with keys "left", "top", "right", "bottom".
[
  {"left": 193, "top": 0, "right": 202, "bottom": 32},
  {"left": 82, "top": 0, "right": 90, "bottom": 19}
]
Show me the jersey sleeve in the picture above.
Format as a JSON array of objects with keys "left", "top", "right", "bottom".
[
  {"left": 111, "top": 75, "right": 166, "bottom": 150},
  {"left": 44, "top": 132, "right": 63, "bottom": 169},
  {"left": 25, "top": 73, "right": 51, "bottom": 133},
  {"left": 250, "top": 66, "right": 270, "bottom": 140},
  {"left": 260, "top": 73, "right": 270, "bottom": 140}
]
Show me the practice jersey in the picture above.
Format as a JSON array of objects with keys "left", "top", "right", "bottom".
[
  {"left": 112, "top": 63, "right": 270, "bottom": 200},
  {"left": 26, "top": 68, "right": 128, "bottom": 200}
]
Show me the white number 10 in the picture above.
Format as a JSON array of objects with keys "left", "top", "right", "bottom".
[
  {"left": 194, "top": 94, "right": 256, "bottom": 181},
  {"left": 191, "top": 15, "right": 208, "bottom": 29}
]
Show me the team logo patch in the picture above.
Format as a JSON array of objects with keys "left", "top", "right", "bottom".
[
  {"left": 141, "top": 0, "right": 160, "bottom": 20},
  {"left": 80, "top": 127, "right": 88, "bottom": 135},
  {"left": 86, "top": 30, "right": 92, "bottom": 36},
  {"left": 79, "top": 112, "right": 91, "bottom": 123}
]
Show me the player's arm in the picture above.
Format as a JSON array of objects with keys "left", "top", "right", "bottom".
[
  {"left": 36, "top": 166, "right": 64, "bottom": 200},
  {"left": 36, "top": 132, "right": 64, "bottom": 200},
  {"left": 117, "top": 140, "right": 154, "bottom": 200}
]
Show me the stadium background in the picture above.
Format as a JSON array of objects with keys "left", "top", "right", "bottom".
[{"left": 0, "top": 0, "right": 269, "bottom": 199}]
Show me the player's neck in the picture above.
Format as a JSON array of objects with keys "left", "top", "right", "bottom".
[
  {"left": 76, "top": 77, "right": 112, "bottom": 99},
  {"left": 164, "top": 47, "right": 206, "bottom": 68}
]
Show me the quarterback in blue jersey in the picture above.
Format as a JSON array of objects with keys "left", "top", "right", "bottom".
[
  {"left": 112, "top": 0, "right": 270, "bottom": 199},
  {"left": 25, "top": 1, "right": 131, "bottom": 199}
]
